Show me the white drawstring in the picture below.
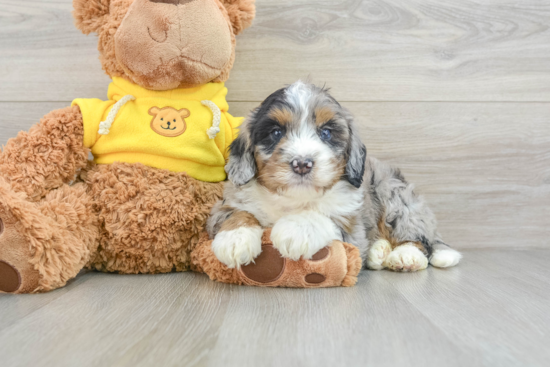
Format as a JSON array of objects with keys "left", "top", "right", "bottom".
[
  {"left": 201, "top": 100, "right": 221, "bottom": 139},
  {"left": 98, "top": 95, "right": 136, "bottom": 135}
]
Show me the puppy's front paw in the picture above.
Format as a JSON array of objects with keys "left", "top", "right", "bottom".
[
  {"left": 383, "top": 243, "right": 428, "bottom": 272},
  {"left": 270, "top": 213, "right": 340, "bottom": 261},
  {"left": 366, "top": 239, "right": 392, "bottom": 270},
  {"left": 212, "top": 226, "right": 263, "bottom": 269}
]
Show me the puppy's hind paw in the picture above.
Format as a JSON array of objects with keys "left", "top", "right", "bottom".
[
  {"left": 430, "top": 247, "right": 462, "bottom": 268},
  {"left": 366, "top": 239, "right": 392, "bottom": 270},
  {"left": 212, "top": 226, "right": 263, "bottom": 269},
  {"left": 383, "top": 244, "right": 428, "bottom": 272}
]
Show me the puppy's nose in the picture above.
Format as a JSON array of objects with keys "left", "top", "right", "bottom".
[{"left": 291, "top": 159, "right": 314, "bottom": 175}]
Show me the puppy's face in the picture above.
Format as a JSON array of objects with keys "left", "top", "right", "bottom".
[{"left": 227, "top": 81, "right": 366, "bottom": 195}]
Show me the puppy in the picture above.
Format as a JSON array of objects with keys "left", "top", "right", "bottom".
[{"left": 207, "top": 81, "right": 462, "bottom": 272}]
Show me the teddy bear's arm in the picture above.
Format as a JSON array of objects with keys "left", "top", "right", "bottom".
[{"left": 0, "top": 106, "right": 89, "bottom": 201}]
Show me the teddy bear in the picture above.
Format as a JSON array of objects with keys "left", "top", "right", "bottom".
[{"left": 0, "top": 0, "right": 361, "bottom": 294}]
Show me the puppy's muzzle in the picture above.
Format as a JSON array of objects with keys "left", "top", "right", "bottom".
[{"left": 291, "top": 158, "right": 314, "bottom": 175}]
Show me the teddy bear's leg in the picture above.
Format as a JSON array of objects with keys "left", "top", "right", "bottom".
[
  {"left": 0, "top": 180, "right": 99, "bottom": 293},
  {"left": 191, "top": 229, "right": 362, "bottom": 288},
  {"left": 0, "top": 105, "right": 93, "bottom": 293}
]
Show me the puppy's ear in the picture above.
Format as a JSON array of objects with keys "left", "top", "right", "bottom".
[
  {"left": 219, "top": 0, "right": 256, "bottom": 35},
  {"left": 344, "top": 118, "right": 367, "bottom": 188},
  {"left": 225, "top": 122, "right": 257, "bottom": 186},
  {"left": 73, "top": 0, "right": 110, "bottom": 35}
]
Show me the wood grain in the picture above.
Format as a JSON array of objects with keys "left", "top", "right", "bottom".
[
  {"left": 0, "top": 272, "right": 233, "bottom": 367},
  {"left": 0, "top": 249, "right": 549, "bottom": 367},
  {"left": 2, "top": 101, "right": 547, "bottom": 250},
  {"left": 0, "top": 272, "right": 91, "bottom": 333},
  {"left": 1, "top": 1, "right": 549, "bottom": 366},
  {"left": 0, "top": 0, "right": 549, "bottom": 101},
  {"left": 230, "top": 0, "right": 550, "bottom": 102},
  {"left": 386, "top": 250, "right": 550, "bottom": 367}
]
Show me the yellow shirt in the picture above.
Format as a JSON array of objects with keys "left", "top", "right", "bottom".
[{"left": 72, "top": 77, "right": 242, "bottom": 182}]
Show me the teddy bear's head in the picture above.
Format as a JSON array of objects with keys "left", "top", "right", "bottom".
[{"left": 73, "top": 0, "right": 255, "bottom": 90}]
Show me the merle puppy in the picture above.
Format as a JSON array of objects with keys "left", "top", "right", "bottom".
[{"left": 207, "top": 81, "right": 462, "bottom": 272}]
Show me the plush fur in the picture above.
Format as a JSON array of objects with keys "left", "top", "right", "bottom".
[
  {"left": 0, "top": 178, "right": 98, "bottom": 292},
  {"left": 0, "top": 106, "right": 89, "bottom": 202},
  {"left": 0, "top": 0, "right": 255, "bottom": 293},
  {"left": 84, "top": 162, "right": 223, "bottom": 274},
  {"left": 208, "top": 81, "right": 462, "bottom": 272}
]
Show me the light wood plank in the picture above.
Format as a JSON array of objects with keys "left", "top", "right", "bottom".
[
  {"left": 0, "top": 0, "right": 549, "bottom": 102},
  {"left": 207, "top": 271, "right": 476, "bottom": 367},
  {"left": 0, "top": 102, "right": 69, "bottom": 140},
  {"left": 0, "top": 0, "right": 111, "bottom": 101},
  {"left": 0, "top": 101, "right": 548, "bottom": 250},
  {"left": 1, "top": 249, "right": 550, "bottom": 367},
  {"left": 0, "top": 271, "right": 91, "bottom": 332},
  {"left": 386, "top": 249, "right": 550, "bottom": 366},
  {"left": 0, "top": 272, "right": 232, "bottom": 367},
  {"left": 230, "top": 0, "right": 550, "bottom": 102}
]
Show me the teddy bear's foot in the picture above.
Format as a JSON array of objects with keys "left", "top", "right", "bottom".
[
  {"left": 0, "top": 205, "right": 40, "bottom": 294},
  {"left": 191, "top": 229, "right": 362, "bottom": 288},
  {"left": 0, "top": 180, "right": 99, "bottom": 293}
]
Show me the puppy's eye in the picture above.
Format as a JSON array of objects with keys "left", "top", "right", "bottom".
[
  {"left": 320, "top": 128, "right": 332, "bottom": 141},
  {"left": 271, "top": 128, "right": 282, "bottom": 139}
]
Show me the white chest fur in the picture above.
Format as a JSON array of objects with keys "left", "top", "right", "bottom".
[{"left": 225, "top": 180, "right": 365, "bottom": 227}]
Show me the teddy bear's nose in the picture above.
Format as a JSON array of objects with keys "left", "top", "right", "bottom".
[
  {"left": 149, "top": 0, "right": 177, "bottom": 4},
  {"left": 149, "top": 0, "right": 195, "bottom": 4}
]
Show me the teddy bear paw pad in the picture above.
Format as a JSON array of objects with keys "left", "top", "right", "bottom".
[
  {"left": 310, "top": 247, "right": 330, "bottom": 261},
  {"left": 0, "top": 260, "right": 21, "bottom": 293},
  {"left": 241, "top": 244, "right": 285, "bottom": 284},
  {"left": 305, "top": 273, "right": 326, "bottom": 284}
]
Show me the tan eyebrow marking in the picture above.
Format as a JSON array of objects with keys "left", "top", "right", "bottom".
[
  {"left": 269, "top": 107, "right": 293, "bottom": 126},
  {"left": 315, "top": 107, "right": 335, "bottom": 126}
]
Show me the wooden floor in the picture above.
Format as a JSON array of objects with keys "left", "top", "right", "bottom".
[
  {"left": 0, "top": 249, "right": 548, "bottom": 367},
  {"left": 1, "top": 0, "right": 549, "bottom": 366}
]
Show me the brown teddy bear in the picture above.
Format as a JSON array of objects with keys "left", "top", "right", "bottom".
[{"left": 0, "top": 0, "right": 361, "bottom": 294}]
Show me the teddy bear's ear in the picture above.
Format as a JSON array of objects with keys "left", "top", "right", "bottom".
[
  {"left": 219, "top": 0, "right": 256, "bottom": 35},
  {"left": 73, "top": 0, "right": 111, "bottom": 35},
  {"left": 179, "top": 109, "right": 191, "bottom": 118},
  {"left": 148, "top": 107, "right": 161, "bottom": 116}
]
